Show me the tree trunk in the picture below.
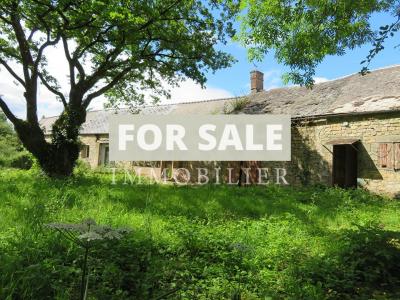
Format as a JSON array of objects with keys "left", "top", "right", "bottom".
[
  {"left": 14, "top": 105, "right": 86, "bottom": 177},
  {"left": 40, "top": 139, "right": 81, "bottom": 178}
]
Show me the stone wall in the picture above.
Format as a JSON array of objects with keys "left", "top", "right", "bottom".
[
  {"left": 79, "top": 134, "right": 108, "bottom": 168},
  {"left": 269, "top": 112, "right": 400, "bottom": 197},
  {"left": 248, "top": 114, "right": 400, "bottom": 197},
  {"left": 76, "top": 112, "right": 400, "bottom": 197},
  {"left": 169, "top": 113, "right": 400, "bottom": 197}
]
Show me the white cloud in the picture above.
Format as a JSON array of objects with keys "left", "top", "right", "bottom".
[
  {"left": 87, "top": 80, "right": 233, "bottom": 112},
  {"left": 163, "top": 80, "right": 233, "bottom": 103},
  {"left": 262, "top": 69, "right": 283, "bottom": 90},
  {"left": 262, "top": 70, "right": 331, "bottom": 88},
  {"left": 0, "top": 44, "right": 233, "bottom": 119},
  {"left": 313, "top": 77, "right": 329, "bottom": 84}
]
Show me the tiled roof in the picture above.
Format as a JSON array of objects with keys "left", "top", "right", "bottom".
[
  {"left": 40, "top": 65, "right": 400, "bottom": 134},
  {"left": 242, "top": 65, "right": 400, "bottom": 117}
]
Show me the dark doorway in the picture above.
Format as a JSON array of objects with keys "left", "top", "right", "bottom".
[{"left": 332, "top": 144, "right": 358, "bottom": 188}]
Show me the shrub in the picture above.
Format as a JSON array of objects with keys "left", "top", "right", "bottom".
[
  {"left": 9, "top": 151, "right": 34, "bottom": 169},
  {"left": 74, "top": 160, "right": 92, "bottom": 177},
  {"left": 0, "top": 112, "right": 33, "bottom": 170}
]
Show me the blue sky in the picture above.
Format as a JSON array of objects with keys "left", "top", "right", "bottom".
[{"left": 205, "top": 11, "right": 400, "bottom": 97}]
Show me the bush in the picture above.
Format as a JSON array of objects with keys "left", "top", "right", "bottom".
[
  {"left": 9, "top": 151, "right": 34, "bottom": 169},
  {"left": 291, "top": 224, "right": 400, "bottom": 299},
  {"left": 0, "top": 112, "right": 33, "bottom": 170},
  {"left": 74, "top": 159, "right": 92, "bottom": 177},
  {"left": 0, "top": 151, "right": 33, "bottom": 170}
]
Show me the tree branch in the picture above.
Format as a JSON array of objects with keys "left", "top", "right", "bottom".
[
  {"left": 38, "top": 73, "right": 67, "bottom": 107},
  {"left": 26, "top": 4, "right": 54, "bottom": 43},
  {"left": 10, "top": 12, "right": 34, "bottom": 83},
  {"left": 137, "top": 0, "right": 182, "bottom": 32},
  {"left": 80, "top": 40, "right": 126, "bottom": 92},
  {"left": 0, "top": 95, "right": 21, "bottom": 125},
  {"left": 33, "top": 31, "right": 61, "bottom": 78},
  {"left": 82, "top": 66, "right": 132, "bottom": 108},
  {"left": 73, "top": 25, "right": 114, "bottom": 60},
  {"left": 74, "top": 58, "right": 86, "bottom": 82},
  {"left": 65, "top": 17, "right": 96, "bottom": 30},
  {"left": 61, "top": 35, "right": 76, "bottom": 87},
  {"left": 0, "top": 14, "right": 12, "bottom": 25},
  {"left": 27, "top": 27, "right": 38, "bottom": 42},
  {"left": 0, "top": 58, "right": 26, "bottom": 87}
]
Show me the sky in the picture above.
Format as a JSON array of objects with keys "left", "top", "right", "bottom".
[{"left": 0, "top": 11, "right": 399, "bottom": 119}]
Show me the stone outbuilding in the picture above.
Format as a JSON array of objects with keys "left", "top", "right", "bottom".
[{"left": 40, "top": 65, "right": 400, "bottom": 197}]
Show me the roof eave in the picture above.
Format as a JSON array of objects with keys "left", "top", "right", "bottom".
[{"left": 292, "top": 109, "right": 400, "bottom": 121}]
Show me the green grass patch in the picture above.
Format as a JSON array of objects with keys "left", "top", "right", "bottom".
[{"left": 0, "top": 169, "right": 399, "bottom": 299}]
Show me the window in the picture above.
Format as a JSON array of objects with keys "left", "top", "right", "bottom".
[
  {"left": 378, "top": 143, "right": 400, "bottom": 170},
  {"left": 80, "top": 144, "right": 90, "bottom": 159},
  {"left": 99, "top": 144, "right": 109, "bottom": 166}
]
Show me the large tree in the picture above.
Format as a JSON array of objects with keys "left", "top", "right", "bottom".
[
  {"left": 0, "top": 0, "right": 238, "bottom": 177},
  {"left": 238, "top": 0, "right": 399, "bottom": 86}
]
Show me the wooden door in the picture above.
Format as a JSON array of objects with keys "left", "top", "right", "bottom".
[{"left": 333, "top": 145, "right": 357, "bottom": 188}]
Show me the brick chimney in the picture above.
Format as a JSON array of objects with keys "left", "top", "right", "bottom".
[{"left": 250, "top": 70, "right": 264, "bottom": 93}]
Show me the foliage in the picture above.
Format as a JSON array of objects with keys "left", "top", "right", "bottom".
[
  {"left": 223, "top": 97, "right": 250, "bottom": 114},
  {"left": 0, "top": 112, "right": 33, "bottom": 169},
  {"left": 238, "top": 0, "right": 399, "bottom": 86},
  {"left": 0, "top": 0, "right": 239, "bottom": 176},
  {"left": 361, "top": 16, "right": 400, "bottom": 74},
  {"left": 0, "top": 169, "right": 400, "bottom": 299},
  {"left": 0, "top": 112, "right": 20, "bottom": 164},
  {"left": 73, "top": 160, "right": 92, "bottom": 177},
  {"left": 47, "top": 218, "right": 131, "bottom": 300}
]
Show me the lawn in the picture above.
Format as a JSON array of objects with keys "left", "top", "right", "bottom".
[{"left": 0, "top": 168, "right": 400, "bottom": 299}]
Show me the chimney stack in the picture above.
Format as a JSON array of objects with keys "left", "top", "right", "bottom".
[{"left": 250, "top": 70, "right": 264, "bottom": 93}]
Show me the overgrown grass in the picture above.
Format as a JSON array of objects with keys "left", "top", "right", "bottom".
[{"left": 0, "top": 169, "right": 400, "bottom": 299}]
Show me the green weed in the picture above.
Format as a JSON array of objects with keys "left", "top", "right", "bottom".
[{"left": 0, "top": 169, "right": 399, "bottom": 299}]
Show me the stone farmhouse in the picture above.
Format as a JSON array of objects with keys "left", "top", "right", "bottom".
[{"left": 40, "top": 65, "right": 400, "bottom": 197}]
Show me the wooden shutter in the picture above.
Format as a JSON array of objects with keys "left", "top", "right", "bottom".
[
  {"left": 395, "top": 143, "right": 400, "bottom": 170},
  {"left": 80, "top": 145, "right": 89, "bottom": 158},
  {"left": 387, "top": 143, "right": 393, "bottom": 169},
  {"left": 379, "top": 143, "right": 388, "bottom": 168}
]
